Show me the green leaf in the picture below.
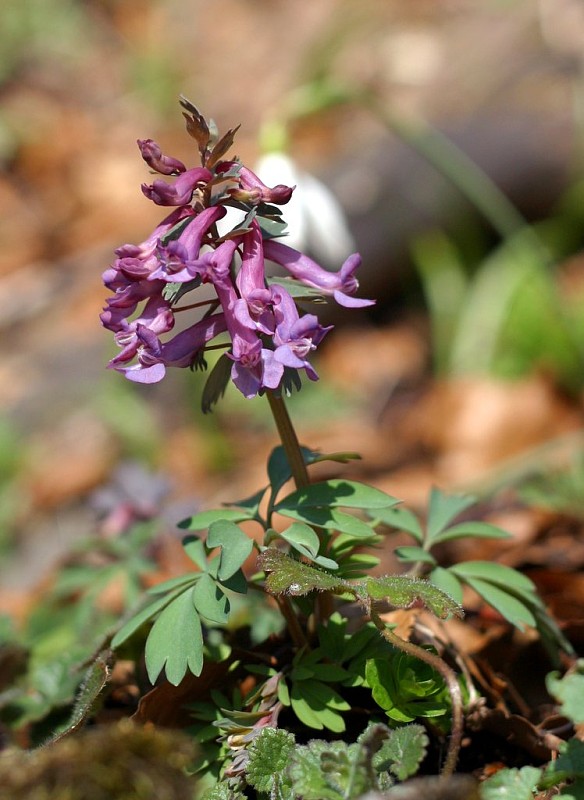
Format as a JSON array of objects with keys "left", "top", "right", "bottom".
[
  {"left": 429, "top": 567, "right": 464, "bottom": 605},
  {"left": 145, "top": 588, "right": 204, "bottom": 684},
  {"left": 276, "top": 480, "right": 400, "bottom": 512},
  {"left": 480, "top": 766, "right": 542, "bottom": 799},
  {"left": 201, "top": 353, "right": 233, "bottom": 414},
  {"left": 147, "top": 573, "right": 200, "bottom": 595},
  {"left": 278, "top": 522, "right": 321, "bottom": 559},
  {"left": 370, "top": 505, "right": 424, "bottom": 543},
  {"left": 365, "top": 575, "right": 463, "bottom": 619},
  {"left": 111, "top": 588, "right": 185, "bottom": 649},
  {"left": 267, "top": 445, "right": 317, "bottom": 498},
  {"left": 183, "top": 535, "right": 209, "bottom": 570},
  {"left": 365, "top": 656, "right": 449, "bottom": 723},
  {"left": 275, "top": 522, "right": 339, "bottom": 569},
  {"left": 427, "top": 488, "right": 476, "bottom": 541},
  {"left": 544, "top": 738, "right": 584, "bottom": 786},
  {"left": 450, "top": 561, "right": 536, "bottom": 593},
  {"left": 279, "top": 505, "right": 376, "bottom": 538},
  {"left": 179, "top": 507, "right": 254, "bottom": 531},
  {"left": 372, "top": 724, "right": 428, "bottom": 781},
  {"left": 207, "top": 519, "right": 254, "bottom": 580},
  {"left": 430, "top": 520, "right": 510, "bottom": 544},
  {"left": 246, "top": 728, "right": 295, "bottom": 794},
  {"left": 546, "top": 662, "right": 584, "bottom": 724},
  {"left": 192, "top": 574, "right": 230, "bottom": 625},
  {"left": 462, "top": 576, "right": 536, "bottom": 630},
  {"left": 290, "top": 680, "right": 349, "bottom": 732},
  {"left": 258, "top": 548, "right": 347, "bottom": 596},
  {"left": 47, "top": 651, "right": 111, "bottom": 743},
  {"left": 394, "top": 546, "right": 437, "bottom": 566},
  {"left": 288, "top": 741, "right": 344, "bottom": 800},
  {"left": 267, "top": 276, "right": 328, "bottom": 303}
]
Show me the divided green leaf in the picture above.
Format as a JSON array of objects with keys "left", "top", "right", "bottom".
[{"left": 144, "top": 587, "right": 204, "bottom": 684}]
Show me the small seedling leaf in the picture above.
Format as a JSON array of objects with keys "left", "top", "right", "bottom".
[
  {"left": 246, "top": 728, "right": 295, "bottom": 794},
  {"left": 258, "top": 548, "right": 347, "bottom": 596},
  {"left": 365, "top": 576, "right": 463, "bottom": 619},
  {"left": 372, "top": 724, "right": 429, "bottom": 781}
]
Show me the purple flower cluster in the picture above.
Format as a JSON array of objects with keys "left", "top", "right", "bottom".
[{"left": 101, "top": 111, "right": 373, "bottom": 400}]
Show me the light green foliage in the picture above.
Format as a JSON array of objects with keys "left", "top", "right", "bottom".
[
  {"left": 371, "top": 724, "right": 429, "bottom": 781},
  {"left": 480, "top": 766, "right": 543, "bottom": 799},
  {"left": 520, "top": 454, "right": 584, "bottom": 521},
  {"left": 280, "top": 723, "right": 426, "bottom": 800},
  {"left": 547, "top": 661, "right": 584, "bottom": 724},
  {"left": 246, "top": 728, "right": 295, "bottom": 795},
  {"left": 258, "top": 548, "right": 347, "bottom": 595},
  {"left": 366, "top": 654, "right": 451, "bottom": 723},
  {"left": 481, "top": 666, "right": 584, "bottom": 799},
  {"left": 112, "top": 519, "right": 250, "bottom": 686},
  {"left": 370, "top": 488, "right": 572, "bottom": 659},
  {"left": 364, "top": 575, "right": 463, "bottom": 619}
]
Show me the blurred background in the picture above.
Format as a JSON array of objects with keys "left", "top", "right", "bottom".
[{"left": 2, "top": 0, "right": 584, "bottom": 605}]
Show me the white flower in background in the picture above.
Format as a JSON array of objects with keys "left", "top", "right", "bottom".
[{"left": 254, "top": 151, "right": 356, "bottom": 270}]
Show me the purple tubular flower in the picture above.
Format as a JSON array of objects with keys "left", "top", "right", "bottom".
[
  {"left": 235, "top": 222, "right": 275, "bottom": 334},
  {"left": 137, "top": 139, "right": 186, "bottom": 175},
  {"left": 221, "top": 163, "right": 294, "bottom": 205},
  {"left": 115, "top": 313, "right": 228, "bottom": 384},
  {"left": 262, "top": 287, "right": 332, "bottom": 388},
  {"left": 141, "top": 166, "right": 212, "bottom": 206},
  {"left": 149, "top": 205, "right": 227, "bottom": 282},
  {"left": 108, "top": 207, "right": 196, "bottom": 284},
  {"left": 101, "top": 279, "right": 168, "bottom": 324},
  {"left": 263, "top": 241, "right": 375, "bottom": 308}
]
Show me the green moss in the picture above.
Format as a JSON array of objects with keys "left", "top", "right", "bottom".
[{"left": 0, "top": 719, "right": 197, "bottom": 799}]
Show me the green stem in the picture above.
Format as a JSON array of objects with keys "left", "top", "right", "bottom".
[
  {"left": 369, "top": 607, "right": 464, "bottom": 778},
  {"left": 266, "top": 391, "right": 310, "bottom": 488},
  {"left": 266, "top": 391, "right": 334, "bottom": 625}
]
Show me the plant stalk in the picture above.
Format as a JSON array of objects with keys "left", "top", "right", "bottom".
[
  {"left": 266, "top": 390, "right": 334, "bottom": 624},
  {"left": 266, "top": 391, "right": 310, "bottom": 488},
  {"left": 369, "top": 607, "right": 464, "bottom": 778}
]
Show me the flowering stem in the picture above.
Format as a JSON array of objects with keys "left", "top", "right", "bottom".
[
  {"left": 266, "top": 391, "right": 334, "bottom": 626},
  {"left": 266, "top": 391, "right": 309, "bottom": 488},
  {"left": 368, "top": 606, "right": 463, "bottom": 778}
]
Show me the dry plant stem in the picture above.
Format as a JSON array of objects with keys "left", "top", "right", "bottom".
[
  {"left": 266, "top": 391, "right": 334, "bottom": 623},
  {"left": 369, "top": 608, "right": 463, "bottom": 778}
]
